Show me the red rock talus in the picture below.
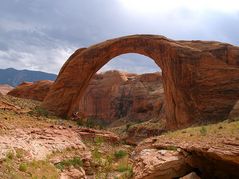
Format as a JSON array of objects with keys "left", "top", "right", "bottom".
[
  {"left": 8, "top": 80, "right": 54, "bottom": 101},
  {"left": 41, "top": 35, "right": 239, "bottom": 129}
]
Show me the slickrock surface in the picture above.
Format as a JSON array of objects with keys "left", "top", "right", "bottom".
[
  {"left": 42, "top": 34, "right": 239, "bottom": 129},
  {"left": 75, "top": 127, "right": 120, "bottom": 143},
  {"left": 133, "top": 149, "right": 191, "bottom": 179},
  {"left": 0, "top": 84, "right": 13, "bottom": 95},
  {"left": 134, "top": 121, "right": 239, "bottom": 178},
  {"left": 0, "top": 126, "right": 89, "bottom": 160}
]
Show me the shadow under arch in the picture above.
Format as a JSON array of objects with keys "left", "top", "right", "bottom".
[{"left": 42, "top": 34, "right": 239, "bottom": 129}]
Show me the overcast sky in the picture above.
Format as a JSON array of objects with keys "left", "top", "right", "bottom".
[{"left": 0, "top": 0, "right": 239, "bottom": 74}]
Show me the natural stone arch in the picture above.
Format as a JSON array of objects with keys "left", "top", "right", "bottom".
[{"left": 42, "top": 35, "right": 239, "bottom": 129}]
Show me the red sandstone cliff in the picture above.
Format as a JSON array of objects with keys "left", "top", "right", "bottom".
[
  {"left": 78, "top": 71, "right": 164, "bottom": 123},
  {"left": 8, "top": 80, "right": 53, "bottom": 101},
  {"left": 8, "top": 71, "right": 164, "bottom": 122}
]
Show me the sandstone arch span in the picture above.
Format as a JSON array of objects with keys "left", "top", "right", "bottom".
[{"left": 42, "top": 35, "right": 239, "bottom": 128}]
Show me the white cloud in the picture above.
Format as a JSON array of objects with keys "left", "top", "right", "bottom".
[
  {"left": 119, "top": 0, "right": 239, "bottom": 14},
  {"left": 0, "top": 47, "right": 75, "bottom": 74},
  {"left": 99, "top": 54, "right": 161, "bottom": 74},
  {"left": 0, "top": 0, "right": 238, "bottom": 74}
]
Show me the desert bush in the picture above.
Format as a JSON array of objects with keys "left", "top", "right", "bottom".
[
  {"left": 94, "top": 136, "right": 104, "bottom": 146},
  {"left": 55, "top": 157, "right": 83, "bottom": 171},
  {"left": 19, "top": 163, "right": 27, "bottom": 172},
  {"left": 92, "top": 147, "right": 101, "bottom": 161},
  {"left": 6, "top": 151, "right": 14, "bottom": 160},
  {"left": 116, "top": 163, "right": 132, "bottom": 173},
  {"left": 165, "top": 145, "right": 178, "bottom": 151},
  {"left": 200, "top": 126, "right": 207, "bottom": 136},
  {"left": 114, "top": 150, "right": 127, "bottom": 159},
  {"left": 126, "top": 124, "right": 131, "bottom": 131},
  {"left": 29, "top": 106, "right": 49, "bottom": 117}
]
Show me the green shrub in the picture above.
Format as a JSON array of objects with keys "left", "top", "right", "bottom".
[
  {"left": 29, "top": 106, "right": 49, "bottom": 117},
  {"left": 126, "top": 124, "right": 131, "bottom": 131},
  {"left": 6, "top": 151, "right": 14, "bottom": 160},
  {"left": 86, "top": 118, "right": 95, "bottom": 128},
  {"left": 19, "top": 163, "right": 27, "bottom": 172},
  {"left": 15, "top": 148, "right": 25, "bottom": 158},
  {"left": 55, "top": 157, "right": 83, "bottom": 171},
  {"left": 116, "top": 164, "right": 132, "bottom": 172},
  {"left": 200, "top": 126, "right": 207, "bottom": 136},
  {"left": 92, "top": 147, "right": 101, "bottom": 161},
  {"left": 76, "top": 119, "right": 84, "bottom": 126},
  {"left": 114, "top": 150, "right": 127, "bottom": 159},
  {"left": 94, "top": 136, "right": 104, "bottom": 146},
  {"left": 165, "top": 145, "right": 178, "bottom": 151}
]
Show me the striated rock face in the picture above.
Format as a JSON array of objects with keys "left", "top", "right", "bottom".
[
  {"left": 42, "top": 34, "right": 239, "bottom": 129},
  {"left": 8, "top": 80, "right": 54, "bottom": 101},
  {"left": 78, "top": 71, "right": 164, "bottom": 123},
  {"left": 78, "top": 70, "right": 128, "bottom": 121},
  {"left": 134, "top": 126, "right": 239, "bottom": 179},
  {"left": 0, "top": 84, "right": 13, "bottom": 95},
  {"left": 133, "top": 149, "right": 192, "bottom": 179}
]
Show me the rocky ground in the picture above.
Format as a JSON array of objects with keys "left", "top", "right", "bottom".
[
  {"left": 0, "top": 95, "right": 133, "bottom": 178},
  {"left": 0, "top": 95, "right": 239, "bottom": 179},
  {"left": 0, "top": 84, "right": 13, "bottom": 95}
]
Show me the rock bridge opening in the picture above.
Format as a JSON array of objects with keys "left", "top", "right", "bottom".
[
  {"left": 76, "top": 53, "right": 164, "bottom": 125},
  {"left": 42, "top": 35, "right": 239, "bottom": 129}
]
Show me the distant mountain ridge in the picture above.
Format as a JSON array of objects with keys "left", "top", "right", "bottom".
[{"left": 0, "top": 68, "right": 57, "bottom": 86}]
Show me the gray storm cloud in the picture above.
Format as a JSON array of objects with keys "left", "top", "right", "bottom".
[{"left": 0, "top": 0, "right": 238, "bottom": 74}]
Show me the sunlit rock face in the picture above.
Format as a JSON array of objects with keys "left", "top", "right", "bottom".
[
  {"left": 42, "top": 34, "right": 239, "bottom": 129},
  {"left": 78, "top": 71, "right": 164, "bottom": 123},
  {"left": 0, "top": 84, "right": 13, "bottom": 95}
]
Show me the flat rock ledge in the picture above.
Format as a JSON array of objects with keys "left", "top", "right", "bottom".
[{"left": 133, "top": 149, "right": 192, "bottom": 179}]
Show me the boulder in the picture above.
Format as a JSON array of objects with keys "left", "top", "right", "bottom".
[
  {"left": 60, "top": 167, "right": 86, "bottom": 179},
  {"left": 133, "top": 149, "right": 191, "bottom": 179}
]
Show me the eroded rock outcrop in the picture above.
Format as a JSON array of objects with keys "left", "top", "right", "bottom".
[
  {"left": 133, "top": 149, "right": 192, "bottom": 179},
  {"left": 42, "top": 34, "right": 239, "bottom": 129},
  {"left": 0, "top": 84, "right": 13, "bottom": 95},
  {"left": 134, "top": 123, "right": 239, "bottom": 179},
  {"left": 8, "top": 80, "right": 53, "bottom": 101}
]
